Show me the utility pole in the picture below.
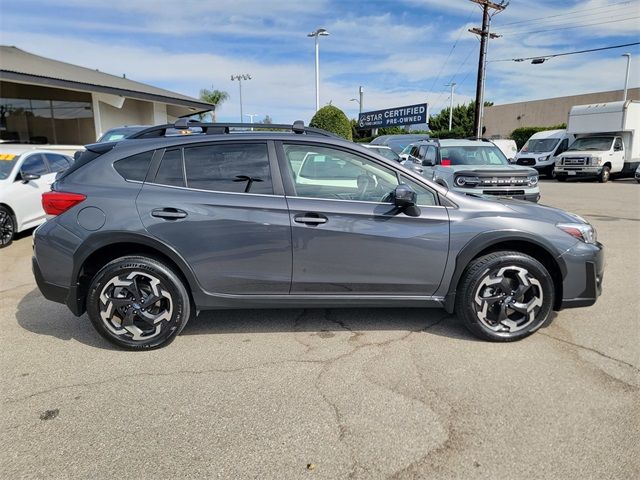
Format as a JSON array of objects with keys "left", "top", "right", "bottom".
[
  {"left": 231, "top": 74, "right": 252, "bottom": 123},
  {"left": 445, "top": 82, "right": 456, "bottom": 131},
  {"left": 469, "top": 0, "right": 506, "bottom": 139},
  {"left": 622, "top": 53, "right": 631, "bottom": 101}
]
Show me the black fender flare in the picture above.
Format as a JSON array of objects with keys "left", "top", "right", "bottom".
[
  {"left": 443, "top": 230, "right": 567, "bottom": 313},
  {"left": 68, "top": 231, "right": 203, "bottom": 315}
]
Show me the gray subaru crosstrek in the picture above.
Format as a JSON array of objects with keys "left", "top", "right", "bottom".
[{"left": 33, "top": 120, "right": 604, "bottom": 349}]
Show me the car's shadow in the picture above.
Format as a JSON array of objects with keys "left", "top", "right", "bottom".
[{"left": 16, "top": 289, "right": 557, "bottom": 350}]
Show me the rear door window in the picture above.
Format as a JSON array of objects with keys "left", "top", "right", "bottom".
[
  {"left": 183, "top": 143, "right": 272, "bottom": 194},
  {"left": 43, "top": 153, "right": 72, "bottom": 173},
  {"left": 155, "top": 149, "right": 185, "bottom": 187},
  {"left": 21, "top": 154, "right": 49, "bottom": 175}
]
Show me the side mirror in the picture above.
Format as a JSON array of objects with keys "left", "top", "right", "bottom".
[
  {"left": 422, "top": 158, "right": 435, "bottom": 167},
  {"left": 393, "top": 184, "right": 417, "bottom": 208},
  {"left": 21, "top": 172, "right": 41, "bottom": 183}
]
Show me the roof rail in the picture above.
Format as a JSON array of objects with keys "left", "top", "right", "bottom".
[{"left": 127, "top": 119, "right": 336, "bottom": 139}]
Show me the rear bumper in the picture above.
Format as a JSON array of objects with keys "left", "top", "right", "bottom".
[
  {"left": 558, "top": 241, "right": 604, "bottom": 310},
  {"left": 33, "top": 256, "right": 83, "bottom": 316}
]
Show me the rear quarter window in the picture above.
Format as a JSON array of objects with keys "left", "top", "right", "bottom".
[{"left": 113, "top": 151, "right": 154, "bottom": 182}]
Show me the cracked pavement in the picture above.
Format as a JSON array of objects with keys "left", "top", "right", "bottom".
[{"left": 1, "top": 180, "right": 639, "bottom": 479}]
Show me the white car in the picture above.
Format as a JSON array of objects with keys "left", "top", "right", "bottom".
[{"left": 0, "top": 147, "right": 74, "bottom": 247}]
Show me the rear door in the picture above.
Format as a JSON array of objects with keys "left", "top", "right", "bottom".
[
  {"left": 278, "top": 141, "right": 449, "bottom": 295},
  {"left": 137, "top": 140, "right": 292, "bottom": 294}
]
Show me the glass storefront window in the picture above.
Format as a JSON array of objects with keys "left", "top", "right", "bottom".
[{"left": 0, "top": 83, "right": 96, "bottom": 145}]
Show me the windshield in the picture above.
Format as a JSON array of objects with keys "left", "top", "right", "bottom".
[
  {"left": 98, "top": 127, "right": 146, "bottom": 142},
  {"left": 523, "top": 138, "right": 560, "bottom": 153},
  {"left": 567, "top": 136, "right": 614, "bottom": 151},
  {"left": 439, "top": 145, "right": 509, "bottom": 166},
  {"left": 0, "top": 153, "right": 20, "bottom": 180},
  {"left": 369, "top": 147, "right": 400, "bottom": 161}
]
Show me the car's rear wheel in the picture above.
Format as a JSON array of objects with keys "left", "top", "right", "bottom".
[
  {"left": 455, "top": 251, "right": 554, "bottom": 342},
  {"left": 0, "top": 206, "right": 16, "bottom": 248},
  {"left": 86, "top": 256, "right": 192, "bottom": 350}
]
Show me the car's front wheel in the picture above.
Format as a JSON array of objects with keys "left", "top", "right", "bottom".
[
  {"left": 455, "top": 251, "right": 554, "bottom": 342},
  {"left": 0, "top": 206, "right": 16, "bottom": 248},
  {"left": 86, "top": 256, "right": 192, "bottom": 350}
]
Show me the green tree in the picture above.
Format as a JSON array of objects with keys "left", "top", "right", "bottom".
[
  {"left": 198, "top": 88, "right": 229, "bottom": 122},
  {"left": 428, "top": 101, "right": 493, "bottom": 138},
  {"left": 259, "top": 115, "right": 273, "bottom": 124},
  {"left": 310, "top": 105, "right": 353, "bottom": 140}
]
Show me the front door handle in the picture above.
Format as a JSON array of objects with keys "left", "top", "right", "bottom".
[
  {"left": 294, "top": 213, "right": 328, "bottom": 225},
  {"left": 152, "top": 208, "right": 188, "bottom": 220}
]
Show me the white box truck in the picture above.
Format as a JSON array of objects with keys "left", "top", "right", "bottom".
[
  {"left": 514, "top": 129, "right": 574, "bottom": 178},
  {"left": 554, "top": 100, "right": 639, "bottom": 182}
]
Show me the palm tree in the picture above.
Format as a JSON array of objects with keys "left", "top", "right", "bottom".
[{"left": 198, "top": 88, "right": 229, "bottom": 122}]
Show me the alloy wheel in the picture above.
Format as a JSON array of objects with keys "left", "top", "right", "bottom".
[
  {"left": 0, "top": 209, "right": 14, "bottom": 246},
  {"left": 473, "top": 266, "right": 544, "bottom": 334},
  {"left": 99, "top": 271, "right": 173, "bottom": 341}
]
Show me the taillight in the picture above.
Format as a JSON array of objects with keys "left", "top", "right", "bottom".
[{"left": 42, "top": 191, "right": 86, "bottom": 215}]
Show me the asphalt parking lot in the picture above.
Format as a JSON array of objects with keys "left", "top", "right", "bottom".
[{"left": 1, "top": 180, "right": 638, "bottom": 479}]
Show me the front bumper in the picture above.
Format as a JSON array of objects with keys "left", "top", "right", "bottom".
[
  {"left": 554, "top": 166, "right": 601, "bottom": 178},
  {"left": 558, "top": 241, "right": 604, "bottom": 309}
]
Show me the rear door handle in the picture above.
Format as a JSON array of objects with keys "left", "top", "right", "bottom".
[
  {"left": 294, "top": 213, "right": 328, "bottom": 225},
  {"left": 152, "top": 208, "right": 188, "bottom": 220}
]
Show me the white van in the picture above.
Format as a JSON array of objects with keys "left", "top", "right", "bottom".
[{"left": 514, "top": 129, "right": 573, "bottom": 177}]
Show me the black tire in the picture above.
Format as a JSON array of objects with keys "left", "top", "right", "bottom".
[
  {"left": 86, "top": 256, "right": 193, "bottom": 350},
  {"left": 455, "top": 251, "right": 554, "bottom": 342},
  {"left": 597, "top": 166, "right": 610, "bottom": 183},
  {"left": 0, "top": 205, "right": 16, "bottom": 248}
]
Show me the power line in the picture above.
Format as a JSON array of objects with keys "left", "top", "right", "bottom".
[
  {"left": 489, "top": 41, "right": 640, "bottom": 63},
  {"left": 499, "top": 8, "right": 633, "bottom": 33},
  {"left": 426, "top": 3, "right": 476, "bottom": 104},
  {"left": 499, "top": 15, "right": 640, "bottom": 36},
  {"left": 496, "top": 0, "right": 634, "bottom": 27}
]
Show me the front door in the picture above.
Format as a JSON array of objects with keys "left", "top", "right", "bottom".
[
  {"left": 137, "top": 141, "right": 291, "bottom": 295},
  {"left": 14, "top": 153, "right": 56, "bottom": 228},
  {"left": 279, "top": 142, "right": 449, "bottom": 295}
]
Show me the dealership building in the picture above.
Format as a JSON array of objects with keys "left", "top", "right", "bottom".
[
  {"left": 483, "top": 87, "right": 640, "bottom": 139},
  {"left": 0, "top": 46, "right": 214, "bottom": 145}
]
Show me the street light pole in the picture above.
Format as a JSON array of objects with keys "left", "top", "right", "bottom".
[
  {"left": 307, "top": 28, "right": 329, "bottom": 112},
  {"left": 231, "top": 74, "right": 252, "bottom": 123},
  {"left": 622, "top": 53, "right": 631, "bottom": 101},
  {"left": 445, "top": 82, "right": 456, "bottom": 131},
  {"left": 358, "top": 85, "right": 364, "bottom": 114}
]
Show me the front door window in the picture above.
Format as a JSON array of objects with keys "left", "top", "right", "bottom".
[{"left": 283, "top": 144, "right": 399, "bottom": 202}]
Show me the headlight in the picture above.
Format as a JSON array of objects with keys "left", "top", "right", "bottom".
[
  {"left": 455, "top": 176, "right": 480, "bottom": 187},
  {"left": 557, "top": 222, "right": 597, "bottom": 244},
  {"left": 527, "top": 175, "right": 539, "bottom": 186},
  {"left": 591, "top": 156, "right": 602, "bottom": 166},
  {"left": 539, "top": 155, "right": 549, "bottom": 162}
]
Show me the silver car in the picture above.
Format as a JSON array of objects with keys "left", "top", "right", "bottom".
[{"left": 402, "top": 139, "right": 540, "bottom": 202}]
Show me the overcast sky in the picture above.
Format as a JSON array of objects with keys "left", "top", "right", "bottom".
[{"left": 1, "top": 0, "right": 639, "bottom": 123}]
